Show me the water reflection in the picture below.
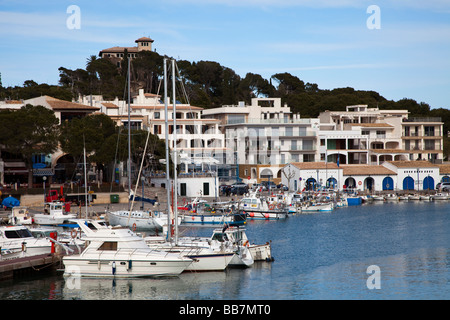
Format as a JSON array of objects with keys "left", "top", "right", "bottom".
[{"left": 1, "top": 201, "right": 450, "bottom": 300}]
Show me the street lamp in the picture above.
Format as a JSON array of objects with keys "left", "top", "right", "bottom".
[{"left": 43, "top": 176, "right": 47, "bottom": 202}]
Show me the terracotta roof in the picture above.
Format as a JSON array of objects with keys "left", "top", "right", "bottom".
[
  {"left": 101, "top": 103, "right": 119, "bottom": 109},
  {"left": 438, "top": 164, "right": 450, "bottom": 174},
  {"left": 341, "top": 165, "right": 396, "bottom": 176},
  {"left": 290, "top": 162, "right": 339, "bottom": 170},
  {"left": 4, "top": 100, "right": 23, "bottom": 104},
  {"left": 45, "top": 96, "right": 99, "bottom": 111},
  {"left": 135, "top": 37, "right": 154, "bottom": 43},
  {"left": 144, "top": 93, "right": 160, "bottom": 97},
  {"left": 99, "top": 46, "right": 139, "bottom": 53},
  {"left": 386, "top": 160, "right": 438, "bottom": 168}
]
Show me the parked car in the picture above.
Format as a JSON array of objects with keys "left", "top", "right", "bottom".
[{"left": 439, "top": 182, "right": 450, "bottom": 191}]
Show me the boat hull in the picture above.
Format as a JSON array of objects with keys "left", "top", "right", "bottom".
[
  {"left": 346, "top": 197, "right": 362, "bottom": 206},
  {"left": 249, "top": 243, "right": 273, "bottom": 262},
  {"left": 301, "top": 204, "right": 333, "bottom": 212},
  {"left": 63, "top": 253, "right": 192, "bottom": 278},
  {"left": 185, "top": 252, "right": 235, "bottom": 271},
  {"left": 107, "top": 212, "right": 162, "bottom": 231},
  {"left": 243, "top": 210, "right": 288, "bottom": 220},
  {"left": 33, "top": 214, "right": 77, "bottom": 225},
  {"left": 181, "top": 213, "right": 246, "bottom": 225}
]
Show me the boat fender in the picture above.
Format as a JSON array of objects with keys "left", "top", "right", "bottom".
[
  {"left": 264, "top": 213, "right": 270, "bottom": 219},
  {"left": 201, "top": 215, "right": 204, "bottom": 222},
  {"left": 21, "top": 241, "right": 27, "bottom": 252},
  {"left": 112, "top": 261, "right": 116, "bottom": 275},
  {"left": 128, "top": 260, "right": 132, "bottom": 271}
]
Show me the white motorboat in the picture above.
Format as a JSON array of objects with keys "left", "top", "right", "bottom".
[
  {"left": 385, "top": 194, "right": 399, "bottom": 201},
  {"left": 420, "top": 195, "right": 431, "bottom": 201},
  {"left": 33, "top": 201, "right": 77, "bottom": 225},
  {"left": 62, "top": 220, "right": 193, "bottom": 278},
  {"left": 408, "top": 194, "right": 420, "bottom": 200},
  {"left": 145, "top": 238, "right": 235, "bottom": 272},
  {"left": 8, "top": 206, "right": 33, "bottom": 225},
  {"left": 0, "top": 225, "right": 53, "bottom": 259},
  {"left": 177, "top": 225, "right": 272, "bottom": 265},
  {"left": 239, "top": 192, "right": 288, "bottom": 220},
  {"left": 372, "top": 195, "right": 385, "bottom": 201},
  {"left": 431, "top": 193, "right": 449, "bottom": 200}
]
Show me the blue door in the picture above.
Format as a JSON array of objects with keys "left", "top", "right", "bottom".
[
  {"left": 306, "top": 178, "right": 316, "bottom": 191},
  {"left": 403, "top": 176, "right": 414, "bottom": 190},
  {"left": 327, "top": 178, "right": 337, "bottom": 189},
  {"left": 423, "top": 176, "right": 434, "bottom": 190},
  {"left": 382, "top": 177, "right": 394, "bottom": 190}
]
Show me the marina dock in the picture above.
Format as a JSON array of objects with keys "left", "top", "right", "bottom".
[{"left": 0, "top": 253, "right": 61, "bottom": 281}]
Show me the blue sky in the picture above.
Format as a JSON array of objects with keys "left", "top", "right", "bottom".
[{"left": 0, "top": 0, "right": 449, "bottom": 109}]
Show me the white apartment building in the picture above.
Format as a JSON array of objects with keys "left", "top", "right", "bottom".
[
  {"left": 78, "top": 90, "right": 225, "bottom": 174},
  {"left": 202, "top": 97, "right": 320, "bottom": 183},
  {"left": 319, "top": 104, "right": 444, "bottom": 165}
]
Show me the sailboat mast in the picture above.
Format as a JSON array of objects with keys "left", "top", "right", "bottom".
[
  {"left": 127, "top": 58, "right": 132, "bottom": 211},
  {"left": 172, "top": 59, "right": 179, "bottom": 244},
  {"left": 163, "top": 58, "right": 172, "bottom": 241},
  {"left": 83, "top": 138, "right": 88, "bottom": 219}
]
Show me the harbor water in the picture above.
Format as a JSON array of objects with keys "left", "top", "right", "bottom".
[{"left": 0, "top": 200, "right": 449, "bottom": 300}]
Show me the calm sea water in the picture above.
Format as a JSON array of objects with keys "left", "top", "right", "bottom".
[{"left": 1, "top": 201, "right": 449, "bottom": 300}]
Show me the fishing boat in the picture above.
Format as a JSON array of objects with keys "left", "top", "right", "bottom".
[
  {"left": 0, "top": 225, "right": 54, "bottom": 259},
  {"left": 346, "top": 195, "right": 362, "bottom": 206},
  {"left": 215, "top": 226, "right": 274, "bottom": 262},
  {"left": 179, "top": 198, "right": 246, "bottom": 225},
  {"left": 8, "top": 206, "right": 32, "bottom": 225},
  {"left": 176, "top": 226, "right": 258, "bottom": 267},
  {"left": 239, "top": 191, "right": 288, "bottom": 220},
  {"left": 33, "top": 201, "right": 77, "bottom": 226},
  {"left": 62, "top": 219, "right": 193, "bottom": 278},
  {"left": 301, "top": 202, "right": 334, "bottom": 212}
]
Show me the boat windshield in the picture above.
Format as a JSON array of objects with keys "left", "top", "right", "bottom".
[
  {"left": 211, "top": 232, "right": 229, "bottom": 242},
  {"left": 4, "top": 228, "right": 33, "bottom": 239}
]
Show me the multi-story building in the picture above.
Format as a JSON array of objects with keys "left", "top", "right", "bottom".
[
  {"left": 401, "top": 117, "right": 444, "bottom": 163},
  {"left": 318, "top": 104, "right": 444, "bottom": 165},
  {"left": 202, "top": 97, "right": 319, "bottom": 184}
]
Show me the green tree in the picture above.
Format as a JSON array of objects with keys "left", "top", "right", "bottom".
[{"left": 0, "top": 105, "right": 60, "bottom": 187}]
